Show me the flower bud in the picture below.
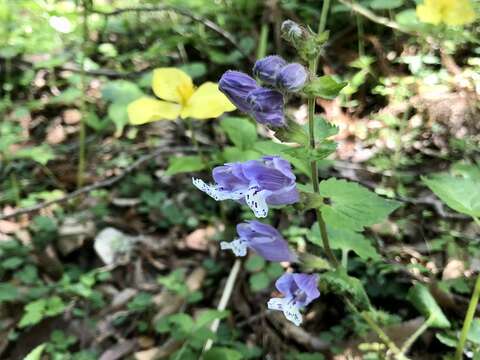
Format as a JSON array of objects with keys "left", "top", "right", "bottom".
[
  {"left": 219, "top": 70, "right": 259, "bottom": 113},
  {"left": 253, "top": 55, "right": 287, "bottom": 85},
  {"left": 276, "top": 63, "right": 308, "bottom": 92},
  {"left": 280, "top": 20, "right": 306, "bottom": 44}
]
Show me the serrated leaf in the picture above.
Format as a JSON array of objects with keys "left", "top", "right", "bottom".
[
  {"left": 319, "top": 269, "right": 371, "bottom": 311},
  {"left": 422, "top": 175, "right": 480, "bottom": 218},
  {"left": 407, "top": 284, "right": 451, "bottom": 328},
  {"left": 253, "top": 140, "right": 311, "bottom": 176},
  {"left": 281, "top": 141, "right": 336, "bottom": 162},
  {"left": 274, "top": 120, "right": 309, "bottom": 146},
  {"left": 319, "top": 178, "right": 401, "bottom": 231},
  {"left": 220, "top": 117, "right": 257, "bottom": 149},
  {"left": 303, "top": 75, "right": 347, "bottom": 99},
  {"left": 14, "top": 145, "right": 55, "bottom": 165},
  {"left": 309, "top": 224, "right": 381, "bottom": 261},
  {"left": 165, "top": 155, "right": 206, "bottom": 176},
  {"left": 307, "top": 116, "right": 339, "bottom": 140}
]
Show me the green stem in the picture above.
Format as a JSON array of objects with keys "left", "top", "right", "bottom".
[
  {"left": 356, "top": 14, "right": 365, "bottom": 57},
  {"left": 318, "top": 0, "right": 331, "bottom": 36},
  {"left": 474, "top": 216, "right": 480, "bottom": 227},
  {"left": 400, "top": 315, "right": 434, "bottom": 355},
  {"left": 455, "top": 274, "right": 480, "bottom": 360},
  {"left": 77, "top": 0, "right": 89, "bottom": 188},
  {"left": 10, "top": 172, "right": 21, "bottom": 206}
]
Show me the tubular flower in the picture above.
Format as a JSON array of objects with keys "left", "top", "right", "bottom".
[
  {"left": 416, "top": 0, "right": 476, "bottom": 26},
  {"left": 276, "top": 63, "right": 308, "bottom": 92},
  {"left": 192, "top": 156, "right": 299, "bottom": 218},
  {"left": 127, "top": 68, "right": 235, "bottom": 125},
  {"left": 267, "top": 273, "right": 320, "bottom": 326},
  {"left": 253, "top": 55, "right": 288, "bottom": 85},
  {"left": 220, "top": 221, "right": 297, "bottom": 262},
  {"left": 219, "top": 71, "right": 286, "bottom": 127}
]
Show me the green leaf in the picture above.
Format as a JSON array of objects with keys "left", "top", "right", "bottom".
[
  {"left": 101, "top": 80, "right": 143, "bottom": 104},
  {"left": 253, "top": 140, "right": 311, "bottom": 177},
  {"left": 204, "top": 347, "right": 243, "bottom": 360},
  {"left": 303, "top": 75, "right": 347, "bottom": 99},
  {"left": 165, "top": 155, "right": 206, "bottom": 176},
  {"left": 195, "top": 309, "right": 229, "bottom": 329},
  {"left": 468, "top": 318, "right": 480, "bottom": 344},
  {"left": 249, "top": 272, "right": 271, "bottom": 292},
  {"left": 281, "top": 141, "right": 336, "bottom": 162},
  {"left": 309, "top": 224, "right": 381, "bottom": 261},
  {"left": 370, "top": 0, "right": 403, "bottom": 10},
  {"left": 44, "top": 296, "right": 65, "bottom": 316},
  {"left": 168, "top": 313, "right": 195, "bottom": 333},
  {"left": 220, "top": 117, "right": 257, "bottom": 149},
  {"left": 107, "top": 102, "right": 129, "bottom": 137},
  {"left": 222, "top": 147, "right": 260, "bottom": 162},
  {"left": 19, "top": 299, "right": 47, "bottom": 328},
  {"left": 14, "top": 144, "right": 55, "bottom": 165},
  {"left": 274, "top": 120, "right": 309, "bottom": 145},
  {"left": 24, "top": 344, "right": 46, "bottom": 360},
  {"left": 422, "top": 175, "right": 480, "bottom": 218},
  {"left": 435, "top": 332, "right": 457, "bottom": 348},
  {"left": 245, "top": 255, "right": 266, "bottom": 272},
  {"left": 319, "top": 178, "right": 401, "bottom": 231},
  {"left": 407, "top": 284, "right": 451, "bottom": 328},
  {"left": 0, "top": 283, "right": 19, "bottom": 303},
  {"left": 319, "top": 269, "right": 371, "bottom": 311},
  {"left": 308, "top": 116, "right": 339, "bottom": 140}
]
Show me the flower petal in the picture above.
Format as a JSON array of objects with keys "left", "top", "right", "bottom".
[
  {"left": 416, "top": 1, "right": 442, "bottom": 25},
  {"left": 127, "top": 97, "right": 181, "bottom": 125},
  {"left": 181, "top": 82, "right": 236, "bottom": 119},
  {"left": 152, "top": 68, "right": 194, "bottom": 103},
  {"left": 267, "top": 297, "right": 302, "bottom": 326}
]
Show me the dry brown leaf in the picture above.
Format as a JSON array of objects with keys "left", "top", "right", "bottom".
[
  {"left": 63, "top": 109, "right": 82, "bottom": 124},
  {"left": 183, "top": 226, "right": 216, "bottom": 251},
  {"left": 442, "top": 259, "right": 465, "bottom": 280},
  {"left": 47, "top": 122, "right": 67, "bottom": 144},
  {"left": 0, "top": 220, "right": 21, "bottom": 234},
  {"left": 134, "top": 347, "right": 160, "bottom": 360}
]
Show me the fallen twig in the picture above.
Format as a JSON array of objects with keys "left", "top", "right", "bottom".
[{"left": 0, "top": 146, "right": 197, "bottom": 220}]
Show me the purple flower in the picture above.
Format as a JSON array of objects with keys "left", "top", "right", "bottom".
[
  {"left": 220, "top": 221, "right": 297, "bottom": 262},
  {"left": 219, "top": 71, "right": 259, "bottom": 113},
  {"left": 276, "top": 63, "right": 308, "bottom": 92},
  {"left": 253, "top": 55, "right": 288, "bottom": 85},
  {"left": 267, "top": 273, "right": 320, "bottom": 326},
  {"left": 219, "top": 71, "right": 286, "bottom": 128},
  {"left": 192, "top": 156, "right": 299, "bottom": 218},
  {"left": 247, "top": 88, "right": 285, "bottom": 127}
]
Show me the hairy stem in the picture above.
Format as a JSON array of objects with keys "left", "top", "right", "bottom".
[
  {"left": 455, "top": 274, "right": 480, "bottom": 360},
  {"left": 203, "top": 259, "right": 242, "bottom": 353}
]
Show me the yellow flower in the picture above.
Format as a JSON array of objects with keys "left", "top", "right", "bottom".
[
  {"left": 127, "top": 68, "right": 236, "bottom": 125},
  {"left": 416, "top": 0, "right": 476, "bottom": 26}
]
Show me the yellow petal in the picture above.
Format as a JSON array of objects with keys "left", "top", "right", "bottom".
[
  {"left": 180, "top": 82, "right": 236, "bottom": 120},
  {"left": 127, "top": 97, "right": 181, "bottom": 125},
  {"left": 152, "top": 68, "right": 194, "bottom": 104},
  {"left": 443, "top": 0, "right": 476, "bottom": 26},
  {"left": 416, "top": 0, "right": 442, "bottom": 25}
]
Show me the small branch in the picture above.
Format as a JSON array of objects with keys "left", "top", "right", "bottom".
[
  {"left": 203, "top": 259, "right": 242, "bottom": 353},
  {"left": 337, "top": 0, "right": 414, "bottom": 35},
  {"left": 0, "top": 146, "right": 197, "bottom": 220},
  {"left": 91, "top": 6, "right": 252, "bottom": 61},
  {"left": 400, "top": 316, "right": 434, "bottom": 355}
]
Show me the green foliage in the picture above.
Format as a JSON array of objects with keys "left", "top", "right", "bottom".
[
  {"left": 244, "top": 254, "right": 283, "bottom": 292},
  {"left": 204, "top": 347, "right": 243, "bottom": 360},
  {"left": 165, "top": 155, "right": 206, "bottom": 176},
  {"left": 319, "top": 269, "right": 371, "bottom": 311},
  {"left": 220, "top": 117, "right": 258, "bottom": 149},
  {"left": 309, "top": 224, "right": 381, "bottom": 261},
  {"left": 407, "top": 284, "right": 451, "bottom": 328},
  {"left": 303, "top": 75, "right": 347, "bottom": 99},
  {"left": 422, "top": 172, "right": 480, "bottom": 218},
  {"left": 318, "top": 178, "right": 401, "bottom": 231},
  {"left": 24, "top": 344, "right": 46, "bottom": 360},
  {"left": 19, "top": 296, "right": 66, "bottom": 328}
]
